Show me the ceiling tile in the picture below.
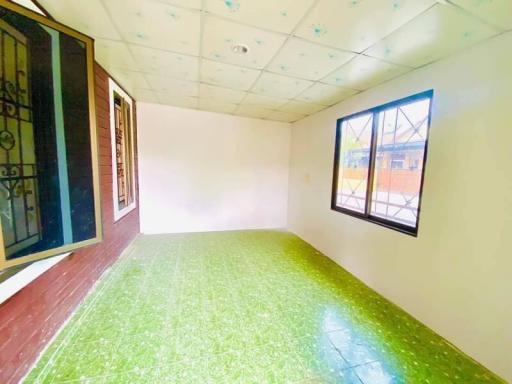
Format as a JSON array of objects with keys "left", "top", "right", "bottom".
[
  {"left": 205, "top": 0, "right": 315, "bottom": 34},
  {"left": 268, "top": 38, "right": 354, "bottom": 81},
  {"left": 157, "top": 93, "right": 198, "bottom": 109},
  {"left": 252, "top": 72, "right": 313, "bottom": 99},
  {"left": 321, "top": 54, "right": 410, "bottom": 90},
  {"left": 95, "top": 39, "right": 140, "bottom": 71},
  {"left": 12, "top": 0, "right": 44, "bottom": 14},
  {"left": 109, "top": 69, "right": 150, "bottom": 94},
  {"left": 266, "top": 110, "right": 306, "bottom": 123},
  {"left": 202, "top": 16, "right": 286, "bottom": 69},
  {"left": 37, "top": 0, "right": 501, "bottom": 118},
  {"left": 279, "top": 100, "right": 325, "bottom": 115},
  {"left": 157, "top": 0, "right": 202, "bottom": 10},
  {"left": 201, "top": 60, "right": 261, "bottom": 91},
  {"left": 198, "top": 99, "right": 238, "bottom": 114},
  {"left": 199, "top": 84, "right": 246, "bottom": 104},
  {"left": 129, "top": 45, "right": 199, "bottom": 81},
  {"left": 243, "top": 94, "right": 289, "bottom": 109},
  {"left": 133, "top": 88, "right": 161, "bottom": 103},
  {"left": 38, "top": 0, "right": 121, "bottom": 39},
  {"left": 104, "top": 0, "right": 200, "bottom": 55},
  {"left": 450, "top": 0, "right": 512, "bottom": 31},
  {"left": 295, "top": 0, "right": 436, "bottom": 52},
  {"left": 296, "top": 83, "right": 358, "bottom": 106},
  {"left": 365, "top": 4, "right": 500, "bottom": 68},
  {"left": 145, "top": 75, "right": 198, "bottom": 96},
  {"left": 236, "top": 105, "right": 274, "bottom": 119}
]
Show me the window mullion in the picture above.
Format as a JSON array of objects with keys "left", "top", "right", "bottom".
[{"left": 364, "top": 112, "right": 379, "bottom": 216}]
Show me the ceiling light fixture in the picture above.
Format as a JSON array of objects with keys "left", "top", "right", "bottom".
[{"left": 232, "top": 43, "right": 250, "bottom": 54}]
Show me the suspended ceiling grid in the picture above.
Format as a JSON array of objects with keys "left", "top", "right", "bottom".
[{"left": 34, "top": 0, "right": 510, "bottom": 122}]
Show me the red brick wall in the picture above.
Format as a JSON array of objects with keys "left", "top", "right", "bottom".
[{"left": 0, "top": 64, "right": 140, "bottom": 384}]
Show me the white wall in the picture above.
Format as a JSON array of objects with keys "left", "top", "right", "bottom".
[
  {"left": 288, "top": 32, "right": 512, "bottom": 381},
  {"left": 137, "top": 103, "right": 291, "bottom": 234}
]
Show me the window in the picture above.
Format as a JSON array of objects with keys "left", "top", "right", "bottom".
[
  {"left": 109, "top": 79, "right": 136, "bottom": 221},
  {"left": 0, "top": 2, "right": 101, "bottom": 270},
  {"left": 331, "top": 91, "right": 433, "bottom": 236}
]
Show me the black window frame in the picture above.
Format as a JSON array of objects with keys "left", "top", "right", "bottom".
[{"left": 331, "top": 90, "right": 434, "bottom": 237}]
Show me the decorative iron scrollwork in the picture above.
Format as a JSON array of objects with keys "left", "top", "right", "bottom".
[
  {"left": 0, "top": 164, "right": 19, "bottom": 177},
  {"left": 0, "top": 71, "right": 29, "bottom": 120},
  {"left": 0, "top": 130, "right": 15, "bottom": 150}
]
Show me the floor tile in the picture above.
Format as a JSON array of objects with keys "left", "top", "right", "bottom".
[{"left": 24, "top": 230, "right": 504, "bottom": 384}]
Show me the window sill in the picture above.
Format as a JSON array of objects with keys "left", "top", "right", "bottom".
[
  {"left": 331, "top": 205, "right": 419, "bottom": 237},
  {"left": 0, "top": 252, "right": 70, "bottom": 305}
]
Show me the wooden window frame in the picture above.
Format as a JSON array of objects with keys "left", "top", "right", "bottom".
[
  {"left": 0, "top": 1, "right": 102, "bottom": 270},
  {"left": 108, "top": 78, "right": 137, "bottom": 222},
  {"left": 331, "top": 90, "right": 434, "bottom": 237}
]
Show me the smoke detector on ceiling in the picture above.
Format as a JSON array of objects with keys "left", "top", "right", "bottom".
[{"left": 232, "top": 44, "right": 250, "bottom": 54}]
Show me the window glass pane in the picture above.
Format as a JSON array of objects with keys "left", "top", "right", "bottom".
[
  {"left": 114, "top": 94, "right": 134, "bottom": 211},
  {"left": 371, "top": 98, "right": 431, "bottom": 228},
  {"left": 0, "top": 5, "right": 97, "bottom": 262},
  {"left": 334, "top": 113, "right": 373, "bottom": 213}
]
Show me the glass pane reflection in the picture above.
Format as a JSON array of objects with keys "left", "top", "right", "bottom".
[{"left": 0, "top": 6, "right": 96, "bottom": 260}]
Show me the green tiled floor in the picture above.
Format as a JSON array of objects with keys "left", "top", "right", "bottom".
[{"left": 25, "top": 230, "right": 503, "bottom": 383}]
